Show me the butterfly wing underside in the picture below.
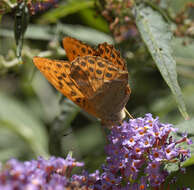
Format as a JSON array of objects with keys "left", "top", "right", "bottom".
[
  {"left": 33, "top": 56, "right": 130, "bottom": 125},
  {"left": 33, "top": 37, "right": 131, "bottom": 126},
  {"left": 69, "top": 55, "right": 130, "bottom": 123},
  {"left": 62, "top": 37, "right": 97, "bottom": 62},
  {"left": 97, "top": 42, "right": 127, "bottom": 71},
  {"left": 88, "top": 71, "right": 130, "bottom": 125},
  {"left": 33, "top": 57, "right": 87, "bottom": 108}
]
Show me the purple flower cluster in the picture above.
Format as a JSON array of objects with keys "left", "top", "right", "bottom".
[
  {"left": 0, "top": 114, "right": 192, "bottom": 190},
  {"left": 28, "top": 0, "right": 58, "bottom": 15},
  {"left": 94, "top": 114, "right": 192, "bottom": 190},
  {"left": 0, "top": 155, "right": 96, "bottom": 190}
]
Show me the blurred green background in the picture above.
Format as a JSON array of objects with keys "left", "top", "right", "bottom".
[{"left": 0, "top": 1, "right": 194, "bottom": 187}]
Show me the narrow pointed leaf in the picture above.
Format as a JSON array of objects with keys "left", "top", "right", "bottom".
[
  {"left": 134, "top": 5, "right": 188, "bottom": 119},
  {"left": 39, "top": 0, "right": 94, "bottom": 23},
  {"left": 0, "top": 92, "right": 49, "bottom": 158}
]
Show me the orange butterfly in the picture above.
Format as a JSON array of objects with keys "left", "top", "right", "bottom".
[{"left": 33, "top": 37, "right": 131, "bottom": 127}]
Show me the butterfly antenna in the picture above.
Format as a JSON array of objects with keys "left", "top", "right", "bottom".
[{"left": 124, "top": 108, "right": 134, "bottom": 119}]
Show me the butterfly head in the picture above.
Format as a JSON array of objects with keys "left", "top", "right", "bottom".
[{"left": 101, "top": 108, "right": 126, "bottom": 128}]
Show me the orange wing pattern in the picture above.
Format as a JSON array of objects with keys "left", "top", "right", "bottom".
[
  {"left": 63, "top": 37, "right": 126, "bottom": 71},
  {"left": 97, "top": 42, "right": 126, "bottom": 71},
  {"left": 33, "top": 57, "right": 86, "bottom": 108},
  {"left": 70, "top": 55, "right": 127, "bottom": 93},
  {"left": 63, "top": 37, "right": 97, "bottom": 62},
  {"left": 33, "top": 36, "right": 130, "bottom": 126}
]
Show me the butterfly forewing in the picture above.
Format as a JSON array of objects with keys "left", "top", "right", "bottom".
[
  {"left": 63, "top": 37, "right": 97, "bottom": 62},
  {"left": 33, "top": 57, "right": 86, "bottom": 108}
]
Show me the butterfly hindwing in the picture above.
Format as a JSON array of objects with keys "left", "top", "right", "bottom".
[
  {"left": 63, "top": 37, "right": 97, "bottom": 62},
  {"left": 70, "top": 56, "right": 122, "bottom": 92},
  {"left": 97, "top": 42, "right": 126, "bottom": 71}
]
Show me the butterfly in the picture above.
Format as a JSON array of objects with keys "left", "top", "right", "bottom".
[{"left": 33, "top": 37, "right": 131, "bottom": 127}]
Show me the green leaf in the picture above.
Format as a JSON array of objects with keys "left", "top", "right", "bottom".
[
  {"left": 50, "top": 99, "right": 80, "bottom": 156},
  {"left": 151, "top": 84, "right": 194, "bottom": 123},
  {"left": 172, "top": 38, "right": 194, "bottom": 61},
  {"left": 134, "top": 5, "right": 188, "bottom": 120},
  {"left": 0, "top": 92, "right": 49, "bottom": 158},
  {"left": 78, "top": 8, "right": 109, "bottom": 33},
  {"left": 39, "top": 0, "right": 94, "bottom": 23},
  {"left": 168, "top": 0, "right": 194, "bottom": 14},
  {"left": 58, "top": 23, "right": 113, "bottom": 45},
  {"left": 32, "top": 72, "right": 60, "bottom": 122},
  {"left": 0, "top": 128, "right": 33, "bottom": 161},
  {"left": 176, "top": 118, "right": 194, "bottom": 136},
  {"left": 0, "top": 24, "right": 113, "bottom": 45},
  {"left": 174, "top": 118, "right": 194, "bottom": 167},
  {"left": 74, "top": 123, "right": 104, "bottom": 154}
]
